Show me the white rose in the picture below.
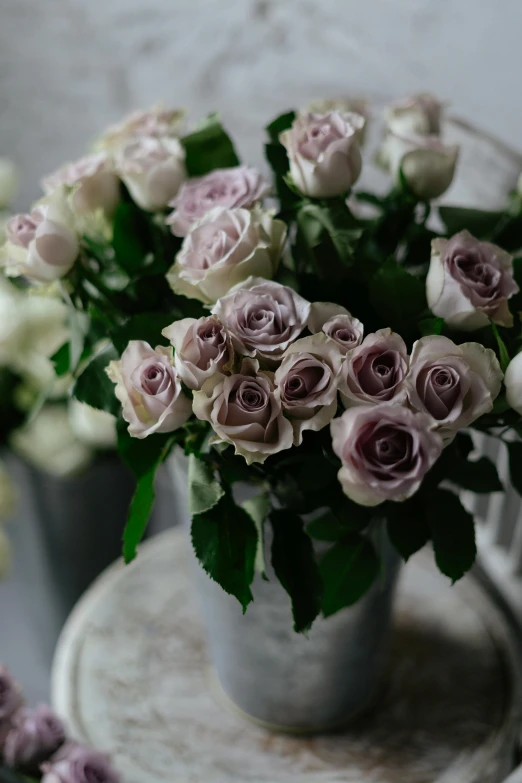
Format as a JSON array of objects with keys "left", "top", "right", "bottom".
[
  {"left": 42, "top": 152, "right": 120, "bottom": 216},
  {"left": 378, "top": 132, "right": 459, "bottom": 201},
  {"left": 505, "top": 352, "right": 522, "bottom": 415},
  {"left": 68, "top": 400, "right": 117, "bottom": 449},
  {"left": 0, "top": 158, "right": 18, "bottom": 209},
  {"left": 115, "top": 136, "right": 186, "bottom": 211},
  {"left": 167, "top": 207, "right": 286, "bottom": 305},
  {"left": 385, "top": 93, "right": 443, "bottom": 136}
]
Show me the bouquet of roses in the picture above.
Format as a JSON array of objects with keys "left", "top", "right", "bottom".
[{"left": 3, "top": 96, "right": 522, "bottom": 631}]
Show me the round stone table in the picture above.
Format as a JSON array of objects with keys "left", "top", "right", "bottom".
[{"left": 52, "top": 529, "right": 522, "bottom": 783}]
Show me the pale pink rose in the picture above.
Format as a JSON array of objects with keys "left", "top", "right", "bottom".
[
  {"left": 405, "top": 336, "right": 502, "bottom": 439},
  {"left": 115, "top": 137, "right": 186, "bottom": 211},
  {"left": 193, "top": 360, "right": 293, "bottom": 464},
  {"left": 0, "top": 666, "right": 23, "bottom": 744},
  {"left": 162, "top": 315, "right": 233, "bottom": 390},
  {"left": 41, "top": 743, "right": 120, "bottom": 783},
  {"left": 331, "top": 404, "right": 443, "bottom": 506},
  {"left": 212, "top": 277, "right": 311, "bottom": 365},
  {"left": 340, "top": 328, "right": 409, "bottom": 407},
  {"left": 280, "top": 111, "right": 364, "bottom": 198},
  {"left": 426, "top": 231, "right": 519, "bottom": 330},
  {"left": 378, "top": 131, "right": 459, "bottom": 200},
  {"left": 107, "top": 341, "right": 192, "bottom": 439},
  {"left": 42, "top": 153, "right": 120, "bottom": 216},
  {"left": 166, "top": 165, "right": 270, "bottom": 236},
  {"left": 100, "top": 105, "right": 186, "bottom": 148},
  {"left": 386, "top": 93, "right": 443, "bottom": 136},
  {"left": 167, "top": 208, "right": 286, "bottom": 305},
  {"left": 308, "top": 301, "right": 364, "bottom": 353},
  {"left": 1, "top": 191, "right": 79, "bottom": 283},
  {"left": 274, "top": 333, "right": 343, "bottom": 445},
  {"left": 3, "top": 705, "right": 65, "bottom": 771},
  {"left": 505, "top": 352, "right": 522, "bottom": 415}
]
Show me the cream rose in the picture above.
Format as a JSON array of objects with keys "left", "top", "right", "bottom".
[
  {"left": 505, "top": 352, "right": 522, "bottom": 415},
  {"left": 107, "top": 341, "right": 192, "bottom": 439},
  {"left": 405, "top": 336, "right": 502, "bottom": 438},
  {"left": 162, "top": 315, "right": 233, "bottom": 390},
  {"left": 340, "top": 328, "right": 409, "bottom": 407},
  {"left": 280, "top": 111, "right": 364, "bottom": 198},
  {"left": 42, "top": 152, "right": 120, "bottom": 216},
  {"left": 385, "top": 93, "right": 443, "bottom": 136},
  {"left": 68, "top": 400, "right": 117, "bottom": 450},
  {"left": 168, "top": 207, "right": 286, "bottom": 305},
  {"left": 115, "top": 137, "right": 186, "bottom": 211},
  {"left": 331, "top": 404, "right": 443, "bottom": 506},
  {"left": 379, "top": 132, "right": 459, "bottom": 201},
  {"left": 426, "top": 231, "right": 519, "bottom": 330},
  {"left": 100, "top": 105, "right": 186, "bottom": 149},
  {"left": 274, "top": 333, "right": 343, "bottom": 444},
  {"left": 193, "top": 360, "right": 293, "bottom": 465},
  {"left": 308, "top": 301, "right": 364, "bottom": 353}
]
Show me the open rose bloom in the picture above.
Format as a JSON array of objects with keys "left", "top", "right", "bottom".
[{"left": 4, "top": 94, "right": 522, "bottom": 632}]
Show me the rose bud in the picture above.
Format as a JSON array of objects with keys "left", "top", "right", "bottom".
[
  {"left": 0, "top": 666, "right": 23, "bottom": 744},
  {"left": 166, "top": 165, "right": 270, "bottom": 237},
  {"left": 340, "top": 328, "right": 409, "bottom": 408},
  {"left": 162, "top": 315, "right": 233, "bottom": 391},
  {"left": 405, "top": 336, "right": 502, "bottom": 440},
  {"left": 274, "top": 333, "right": 343, "bottom": 445},
  {"left": 41, "top": 743, "right": 120, "bottom": 783},
  {"left": 193, "top": 359, "right": 293, "bottom": 465},
  {"left": 427, "top": 231, "right": 519, "bottom": 330},
  {"left": 331, "top": 404, "right": 443, "bottom": 506},
  {"left": 385, "top": 93, "right": 443, "bottom": 136},
  {"left": 212, "top": 277, "right": 311, "bottom": 365},
  {"left": 167, "top": 207, "right": 286, "bottom": 305},
  {"left": 279, "top": 111, "right": 365, "bottom": 198},
  {"left": 3, "top": 705, "right": 65, "bottom": 771},
  {"left": 42, "top": 153, "right": 120, "bottom": 216},
  {"left": 0, "top": 158, "right": 18, "bottom": 209},
  {"left": 107, "top": 341, "right": 192, "bottom": 439},
  {"left": 378, "top": 132, "right": 459, "bottom": 201},
  {"left": 505, "top": 353, "right": 522, "bottom": 415},
  {"left": 308, "top": 301, "right": 364, "bottom": 353},
  {"left": 1, "top": 190, "right": 79, "bottom": 283},
  {"left": 115, "top": 136, "right": 186, "bottom": 211},
  {"left": 99, "top": 105, "right": 186, "bottom": 149}
]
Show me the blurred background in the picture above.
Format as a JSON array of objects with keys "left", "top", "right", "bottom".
[{"left": 2, "top": 0, "right": 522, "bottom": 705}]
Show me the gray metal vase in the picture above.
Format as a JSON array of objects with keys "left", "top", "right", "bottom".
[{"left": 168, "top": 449, "right": 401, "bottom": 733}]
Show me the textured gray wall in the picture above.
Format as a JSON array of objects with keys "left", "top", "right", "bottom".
[{"left": 2, "top": 0, "right": 522, "bottom": 210}]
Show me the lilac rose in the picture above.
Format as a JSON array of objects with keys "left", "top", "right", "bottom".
[
  {"left": 340, "top": 328, "right": 409, "bottom": 407},
  {"left": 405, "top": 335, "right": 502, "bottom": 439},
  {"left": 427, "top": 231, "right": 519, "bottom": 330},
  {"left": 193, "top": 359, "right": 293, "bottom": 464},
  {"left": 308, "top": 302, "right": 364, "bottom": 353},
  {"left": 212, "top": 277, "right": 311, "bottom": 365},
  {"left": 41, "top": 743, "right": 120, "bottom": 783},
  {"left": 3, "top": 705, "right": 65, "bottom": 771},
  {"left": 162, "top": 315, "right": 233, "bottom": 390},
  {"left": 166, "top": 165, "right": 270, "bottom": 236},
  {"left": 107, "top": 341, "right": 192, "bottom": 439},
  {"left": 331, "top": 404, "right": 443, "bottom": 506}
]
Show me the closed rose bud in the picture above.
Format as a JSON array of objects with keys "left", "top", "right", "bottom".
[
  {"left": 379, "top": 132, "right": 459, "bottom": 201},
  {"left": 340, "top": 328, "right": 409, "bottom": 408},
  {"left": 107, "top": 342, "right": 192, "bottom": 439},
  {"left": 4, "top": 705, "right": 65, "bottom": 771},
  {"left": 280, "top": 111, "right": 364, "bottom": 198},
  {"left": 41, "top": 743, "right": 120, "bottom": 783},
  {"left": 1, "top": 189, "right": 79, "bottom": 283},
  {"left": 42, "top": 153, "right": 120, "bottom": 216},
  {"left": 426, "top": 231, "right": 519, "bottom": 330},
  {"left": 115, "top": 137, "right": 186, "bottom": 211},
  {"left": 308, "top": 301, "right": 364, "bottom": 353},
  {"left": 331, "top": 404, "right": 443, "bottom": 506},
  {"left": 385, "top": 93, "right": 443, "bottom": 136},
  {"left": 505, "top": 353, "right": 522, "bottom": 415},
  {"left": 0, "top": 158, "right": 18, "bottom": 209},
  {"left": 162, "top": 315, "right": 233, "bottom": 390}
]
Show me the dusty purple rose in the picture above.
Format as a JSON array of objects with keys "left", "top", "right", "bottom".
[
  {"left": 405, "top": 336, "right": 502, "bottom": 439},
  {"left": 193, "top": 359, "right": 293, "bottom": 464},
  {"left": 331, "top": 404, "right": 443, "bottom": 506},
  {"left": 212, "top": 277, "right": 311, "bottom": 365},
  {"left": 427, "top": 231, "right": 519, "bottom": 330},
  {"left": 41, "top": 743, "right": 120, "bottom": 783},
  {"left": 162, "top": 315, "right": 233, "bottom": 390},
  {"left": 166, "top": 165, "right": 270, "bottom": 236},
  {"left": 308, "top": 302, "right": 364, "bottom": 353},
  {"left": 107, "top": 341, "right": 192, "bottom": 439},
  {"left": 3, "top": 705, "right": 65, "bottom": 771},
  {"left": 0, "top": 666, "right": 22, "bottom": 743},
  {"left": 274, "top": 334, "right": 343, "bottom": 444},
  {"left": 340, "top": 328, "right": 409, "bottom": 407}
]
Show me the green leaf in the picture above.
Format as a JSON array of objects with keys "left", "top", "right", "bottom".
[
  {"left": 266, "top": 111, "right": 296, "bottom": 144},
  {"left": 419, "top": 316, "right": 444, "bottom": 336},
  {"left": 123, "top": 464, "right": 158, "bottom": 563},
  {"left": 507, "top": 440, "right": 522, "bottom": 496},
  {"left": 117, "top": 419, "right": 174, "bottom": 477},
  {"left": 51, "top": 342, "right": 71, "bottom": 377},
  {"left": 181, "top": 115, "right": 239, "bottom": 177},
  {"left": 449, "top": 455, "right": 503, "bottom": 493},
  {"left": 188, "top": 454, "right": 224, "bottom": 515},
  {"left": 192, "top": 494, "right": 257, "bottom": 612},
  {"left": 270, "top": 509, "right": 323, "bottom": 633},
  {"left": 112, "top": 201, "right": 150, "bottom": 273},
  {"left": 73, "top": 344, "right": 121, "bottom": 416},
  {"left": 438, "top": 206, "right": 502, "bottom": 238},
  {"left": 369, "top": 258, "right": 427, "bottom": 334},
  {"left": 298, "top": 202, "right": 361, "bottom": 268},
  {"left": 307, "top": 510, "right": 348, "bottom": 542},
  {"left": 110, "top": 312, "right": 179, "bottom": 354},
  {"left": 242, "top": 492, "right": 271, "bottom": 577},
  {"left": 386, "top": 500, "right": 430, "bottom": 561},
  {"left": 490, "top": 322, "right": 511, "bottom": 373},
  {"left": 426, "top": 489, "right": 477, "bottom": 583},
  {"left": 320, "top": 535, "right": 379, "bottom": 618}
]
